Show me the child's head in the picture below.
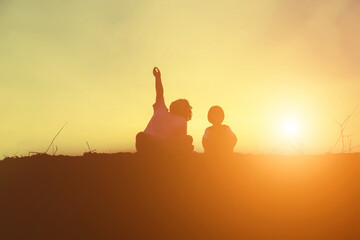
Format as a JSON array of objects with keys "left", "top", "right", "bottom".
[
  {"left": 207, "top": 106, "right": 224, "bottom": 126},
  {"left": 170, "top": 99, "right": 192, "bottom": 121}
]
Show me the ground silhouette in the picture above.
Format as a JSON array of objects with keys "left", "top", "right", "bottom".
[{"left": 0, "top": 152, "right": 359, "bottom": 239}]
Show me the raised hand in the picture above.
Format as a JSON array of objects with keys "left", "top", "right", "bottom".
[
  {"left": 153, "top": 67, "right": 163, "bottom": 101},
  {"left": 153, "top": 67, "right": 161, "bottom": 79}
]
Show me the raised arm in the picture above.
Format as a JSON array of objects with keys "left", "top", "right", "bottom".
[{"left": 153, "top": 67, "right": 163, "bottom": 102}]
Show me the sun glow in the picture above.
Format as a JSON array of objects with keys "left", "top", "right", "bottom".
[{"left": 283, "top": 118, "right": 300, "bottom": 138}]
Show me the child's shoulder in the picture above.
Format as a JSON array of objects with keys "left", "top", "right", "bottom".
[
  {"left": 206, "top": 124, "right": 230, "bottom": 132},
  {"left": 216, "top": 125, "right": 235, "bottom": 135},
  {"left": 218, "top": 124, "right": 231, "bottom": 130}
]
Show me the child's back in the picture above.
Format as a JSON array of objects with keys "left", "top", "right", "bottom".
[{"left": 202, "top": 106, "right": 237, "bottom": 155}]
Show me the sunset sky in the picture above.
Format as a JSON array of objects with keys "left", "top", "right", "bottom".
[{"left": 1, "top": 0, "right": 360, "bottom": 155}]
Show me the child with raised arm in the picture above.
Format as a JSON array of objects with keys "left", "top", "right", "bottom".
[
  {"left": 136, "top": 67, "right": 193, "bottom": 154},
  {"left": 202, "top": 106, "right": 237, "bottom": 155}
]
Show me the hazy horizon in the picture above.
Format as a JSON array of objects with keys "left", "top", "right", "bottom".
[{"left": 1, "top": 0, "right": 360, "bottom": 156}]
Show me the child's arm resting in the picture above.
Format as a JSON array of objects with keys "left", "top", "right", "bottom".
[
  {"left": 202, "top": 128, "right": 210, "bottom": 152},
  {"left": 228, "top": 127, "right": 237, "bottom": 148}
]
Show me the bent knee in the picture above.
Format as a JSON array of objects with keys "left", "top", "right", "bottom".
[{"left": 186, "top": 135, "right": 193, "bottom": 144}]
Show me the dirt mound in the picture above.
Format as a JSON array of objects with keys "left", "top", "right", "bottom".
[{"left": 0, "top": 153, "right": 359, "bottom": 239}]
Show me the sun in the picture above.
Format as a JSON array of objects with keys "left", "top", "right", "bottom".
[{"left": 282, "top": 118, "right": 299, "bottom": 138}]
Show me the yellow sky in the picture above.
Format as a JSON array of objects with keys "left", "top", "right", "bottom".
[{"left": 1, "top": 0, "right": 360, "bottom": 155}]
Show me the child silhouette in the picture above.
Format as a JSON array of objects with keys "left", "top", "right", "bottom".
[
  {"left": 136, "top": 67, "right": 193, "bottom": 154},
  {"left": 202, "top": 106, "right": 237, "bottom": 155}
]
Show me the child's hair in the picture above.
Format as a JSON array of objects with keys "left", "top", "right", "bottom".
[
  {"left": 208, "top": 106, "right": 224, "bottom": 125},
  {"left": 170, "top": 99, "right": 192, "bottom": 121}
]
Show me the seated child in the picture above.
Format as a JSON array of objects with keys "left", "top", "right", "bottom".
[
  {"left": 202, "top": 106, "right": 237, "bottom": 155},
  {"left": 136, "top": 67, "right": 194, "bottom": 155}
]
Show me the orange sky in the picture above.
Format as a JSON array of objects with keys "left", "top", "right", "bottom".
[{"left": 1, "top": 0, "right": 360, "bottom": 155}]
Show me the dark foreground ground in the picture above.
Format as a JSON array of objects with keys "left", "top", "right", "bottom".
[{"left": 0, "top": 152, "right": 359, "bottom": 240}]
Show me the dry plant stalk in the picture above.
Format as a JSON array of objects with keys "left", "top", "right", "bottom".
[
  {"left": 45, "top": 122, "right": 67, "bottom": 154},
  {"left": 86, "top": 141, "right": 96, "bottom": 153},
  {"left": 272, "top": 139, "right": 304, "bottom": 154},
  {"left": 330, "top": 106, "right": 358, "bottom": 153}
]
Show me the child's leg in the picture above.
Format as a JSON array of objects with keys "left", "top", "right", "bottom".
[
  {"left": 185, "top": 135, "right": 194, "bottom": 152},
  {"left": 136, "top": 132, "right": 167, "bottom": 154},
  {"left": 136, "top": 132, "right": 153, "bottom": 153},
  {"left": 171, "top": 135, "right": 194, "bottom": 153}
]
